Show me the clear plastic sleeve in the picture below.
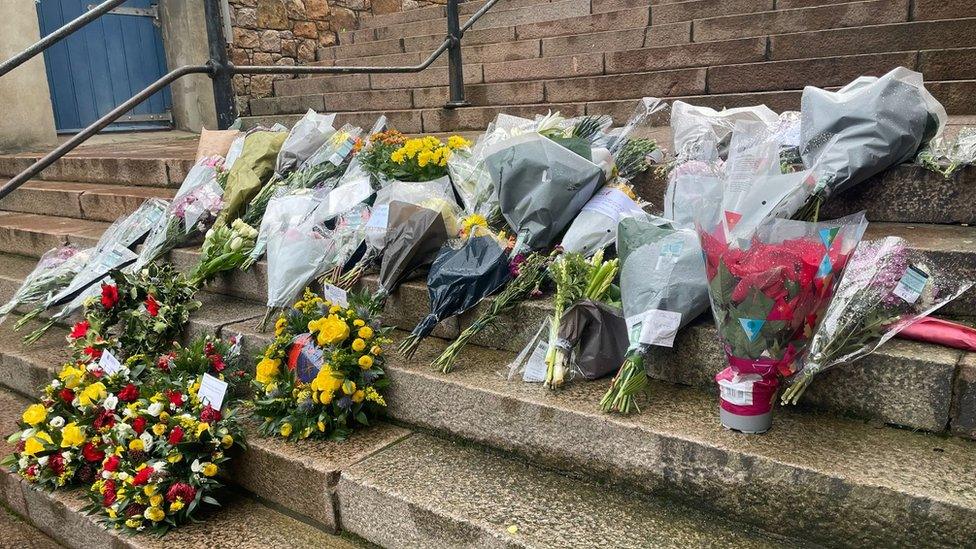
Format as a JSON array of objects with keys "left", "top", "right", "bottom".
[
  {"left": 275, "top": 109, "right": 337, "bottom": 176},
  {"left": 0, "top": 246, "right": 84, "bottom": 320}
]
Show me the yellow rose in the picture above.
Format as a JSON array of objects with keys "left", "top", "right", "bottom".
[
  {"left": 22, "top": 404, "right": 47, "bottom": 426},
  {"left": 255, "top": 357, "right": 281, "bottom": 385},
  {"left": 170, "top": 500, "right": 184, "bottom": 512},
  {"left": 279, "top": 423, "right": 293, "bottom": 437},
  {"left": 60, "top": 422, "right": 86, "bottom": 448},
  {"left": 352, "top": 390, "right": 365, "bottom": 403},
  {"left": 351, "top": 338, "right": 366, "bottom": 352},
  {"left": 159, "top": 411, "right": 170, "bottom": 422},
  {"left": 201, "top": 462, "right": 218, "bottom": 477},
  {"left": 358, "top": 355, "right": 374, "bottom": 369},
  {"left": 167, "top": 452, "right": 182, "bottom": 464},
  {"left": 370, "top": 345, "right": 383, "bottom": 356},
  {"left": 318, "top": 390, "right": 334, "bottom": 405},
  {"left": 79, "top": 382, "right": 107, "bottom": 406},
  {"left": 144, "top": 484, "right": 157, "bottom": 496},
  {"left": 145, "top": 506, "right": 165, "bottom": 522},
  {"left": 196, "top": 423, "right": 210, "bottom": 438},
  {"left": 23, "top": 432, "right": 52, "bottom": 456},
  {"left": 152, "top": 424, "right": 166, "bottom": 437},
  {"left": 221, "top": 434, "right": 233, "bottom": 449},
  {"left": 128, "top": 439, "right": 144, "bottom": 451},
  {"left": 58, "top": 364, "right": 84, "bottom": 389},
  {"left": 308, "top": 315, "right": 350, "bottom": 347},
  {"left": 358, "top": 326, "right": 374, "bottom": 340},
  {"left": 150, "top": 494, "right": 163, "bottom": 507}
]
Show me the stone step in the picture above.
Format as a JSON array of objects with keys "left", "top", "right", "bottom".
[
  {"left": 336, "top": 432, "right": 809, "bottom": 548},
  {"left": 0, "top": 180, "right": 174, "bottom": 222},
  {"left": 0, "top": 389, "right": 369, "bottom": 549},
  {"left": 0, "top": 137, "right": 195, "bottom": 188},
  {"left": 201, "top": 310, "right": 976, "bottom": 548}
]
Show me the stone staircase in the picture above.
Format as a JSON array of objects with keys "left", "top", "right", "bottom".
[
  {"left": 241, "top": 0, "right": 976, "bottom": 132},
  {"left": 0, "top": 0, "right": 974, "bottom": 545}
]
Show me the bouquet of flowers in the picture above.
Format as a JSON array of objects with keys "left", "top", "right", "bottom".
[
  {"left": 398, "top": 230, "right": 512, "bottom": 358},
  {"left": 782, "top": 237, "right": 973, "bottom": 404},
  {"left": 917, "top": 126, "right": 976, "bottom": 178},
  {"left": 188, "top": 219, "right": 259, "bottom": 287},
  {"left": 698, "top": 212, "right": 867, "bottom": 433},
  {"left": 0, "top": 245, "right": 87, "bottom": 322},
  {"left": 273, "top": 109, "right": 336, "bottom": 177},
  {"left": 252, "top": 288, "right": 391, "bottom": 441},
  {"left": 84, "top": 336, "right": 247, "bottom": 535},
  {"left": 433, "top": 250, "right": 557, "bottom": 373},
  {"left": 133, "top": 158, "right": 225, "bottom": 270},
  {"left": 359, "top": 130, "right": 470, "bottom": 184},
  {"left": 797, "top": 67, "right": 946, "bottom": 219},
  {"left": 214, "top": 129, "right": 287, "bottom": 226}
]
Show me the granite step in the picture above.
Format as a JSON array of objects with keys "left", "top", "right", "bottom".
[
  {"left": 0, "top": 388, "right": 370, "bottom": 549},
  {"left": 0, "top": 180, "right": 175, "bottom": 222},
  {"left": 205, "top": 309, "right": 976, "bottom": 548}
]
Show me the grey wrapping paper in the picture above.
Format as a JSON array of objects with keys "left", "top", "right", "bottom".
[
  {"left": 378, "top": 201, "right": 450, "bottom": 294},
  {"left": 485, "top": 133, "right": 606, "bottom": 251},
  {"left": 556, "top": 300, "right": 628, "bottom": 380},
  {"left": 800, "top": 66, "right": 946, "bottom": 197}
]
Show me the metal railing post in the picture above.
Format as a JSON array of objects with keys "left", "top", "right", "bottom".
[
  {"left": 203, "top": 0, "right": 237, "bottom": 129},
  {"left": 444, "top": 0, "right": 469, "bottom": 109}
]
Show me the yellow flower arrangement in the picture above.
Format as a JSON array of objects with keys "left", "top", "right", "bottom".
[
  {"left": 21, "top": 404, "right": 47, "bottom": 426},
  {"left": 23, "top": 431, "right": 52, "bottom": 456},
  {"left": 255, "top": 357, "right": 281, "bottom": 385},
  {"left": 308, "top": 315, "right": 350, "bottom": 347},
  {"left": 351, "top": 338, "right": 366, "bottom": 352},
  {"left": 78, "top": 382, "right": 107, "bottom": 406},
  {"left": 60, "top": 422, "right": 86, "bottom": 448}
]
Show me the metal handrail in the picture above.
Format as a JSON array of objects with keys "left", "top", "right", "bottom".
[
  {"left": 0, "top": 0, "right": 128, "bottom": 79},
  {"left": 0, "top": 0, "right": 501, "bottom": 201}
]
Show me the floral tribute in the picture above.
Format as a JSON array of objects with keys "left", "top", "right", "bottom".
[
  {"left": 697, "top": 214, "right": 866, "bottom": 433},
  {"left": 359, "top": 129, "right": 471, "bottom": 182},
  {"left": 4, "top": 334, "right": 248, "bottom": 536},
  {"left": 252, "top": 288, "right": 391, "bottom": 441}
]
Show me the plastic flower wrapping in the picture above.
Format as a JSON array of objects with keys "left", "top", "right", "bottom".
[
  {"left": 916, "top": 126, "right": 976, "bottom": 178},
  {"left": 698, "top": 212, "right": 867, "bottom": 433},
  {"left": 797, "top": 67, "right": 947, "bottom": 218},
  {"left": 4, "top": 331, "right": 247, "bottom": 537},
  {"left": 0, "top": 245, "right": 88, "bottom": 322},
  {"left": 215, "top": 128, "right": 287, "bottom": 226},
  {"left": 252, "top": 288, "right": 391, "bottom": 441},
  {"left": 188, "top": 219, "right": 259, "bottom": 287},
  {"left": 782, "top": 237, "right": 973, "bottom": 404}
]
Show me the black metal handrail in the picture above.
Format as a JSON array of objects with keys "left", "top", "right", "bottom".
[{"left": 0, "top": 0, "right": 500, "bottom": 200}]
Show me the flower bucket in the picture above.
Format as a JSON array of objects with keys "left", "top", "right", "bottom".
[{"left": 715, "top": 355, "right": 780, "bottom": 434}]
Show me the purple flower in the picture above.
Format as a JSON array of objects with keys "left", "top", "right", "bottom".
[{"left": 509, "top": 254, "right": 526, "bottom": 278}]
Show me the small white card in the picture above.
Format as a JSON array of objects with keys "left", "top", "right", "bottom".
[
  {"left": 627, "top": 309, "right": 683, "bottom": 348},
  {"left": 321, "top": 283, "right": 349, "bottom": 308},
  {"left": 521, "top": 339, "right": 549, "bottom": 383},
  {"left": 197, "top": 373, "right": 228, "bottom": 411},
  {"left": 365, "top": 204, "right": 389, "bottom": 229},
  {"left": 99, "top": 351, "right": 123, "bottom": 376},
  {"left": 581, "top": 187, "right": 643, "bottom": 220},
  {"left": 893, "top": 265, "right": 929, "bottom": 304}
]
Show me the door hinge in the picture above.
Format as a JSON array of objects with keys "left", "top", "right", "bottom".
[{"left": 87, "top": 4, "right": 160, "bottom": 27}]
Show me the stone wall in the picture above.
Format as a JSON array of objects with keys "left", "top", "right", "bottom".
[{"left": 228, "top": 0, "right": 443, "bottom": 114}]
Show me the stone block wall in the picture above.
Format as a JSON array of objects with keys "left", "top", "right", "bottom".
[{"left": 228, "top": 0, "right": 443, "bottom": 114}]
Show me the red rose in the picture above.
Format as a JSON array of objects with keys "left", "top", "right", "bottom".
[
  {"left": 199, "top": 405, "right": 221, "bottom": 424},
  {"left": 165, "top": 482, "right": 196, "bottom": 503},
  {"left": 145, "top": 294, "right": 160, "bottom": 317},
  {"left": 58, "top": 388, "right": 75, "bottom": 404},
  {"left": 48, "top": 452, "right": 66, "bottom": 475},
  {"left": 131, "top": 466, "right": 153, "bottom": 486},
  {"left": 100, "top": 284, "right": 119, "bottom": 309},
  {"left": 166, "top": 390, "right": 183, "bottom": 407},
  {"left": 131, "top": 417, "right": 147, "bottom": 435},
  {"left": 103, "top": 479, "right": 117, "bottom": 507},
  {"left": 93, "top": 409, "right": 115, "bottom": 430},
  {"left": 102, "top": 455, "right": 120, "bottom": 472},
  {"left": 168, "top": 426, "right": 184, "bottom": 445},
  {"left": 117, "top": 384, "right": 138, "bottom": 403},
  {"left": 82, "top": 442, "right": 104, "bottom": 463},
  {"left": 83, "top": 346, "right": 103, "bottom": 361},
  {"left": 209, "top": 354, "right": 225, "bottom": 373},
  {"left": 69, "top": 320, "right": 90, "bottom": 340}
]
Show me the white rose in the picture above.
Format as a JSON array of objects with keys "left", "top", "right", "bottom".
[
  {"left": 118, "top": 471, "right": 129, "bottom": 481},
  {"left": 139, "top": 432, "right": 154, "bottom": 452},
  {"left": 103, "top": 395, "right": 119, "bottom": 411},
  {"left": 50, "top": 379, "right": 61, "bottom": 389},
  {"left": 147, "top": 402, "right": 164, "bottom": 417},
  {"left": 101, "top": 470, "right": 112, "bottom": 479},
  {"left": 61, "top": 451, "right": 72, "bottom": 462},
  {"left": 48, "top": 416, "right": 65, "bottom": 429},
  {"left": 37, "top": 456, "right": 48, "bottom": 467},
  {"left": 18, "top": 457, "right": 28, "bottom": 469},
  {"left": 190, "top": 459, "right": 202, "bottom": 473}
]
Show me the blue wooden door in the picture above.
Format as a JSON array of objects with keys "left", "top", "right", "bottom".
[{"left": 36, "top": 0, "right": 171, "bottom": 133}]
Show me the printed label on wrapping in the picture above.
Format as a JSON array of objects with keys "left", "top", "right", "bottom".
[
  {"left": 581, "top": 187, "right": 643, "bottom": 220},
  {"left": 626, "top": 309, "right": 682, "bottom": 348},
  {"left": 365, "top": 204, "right": 389, "bottom": 229},
  {"left": 322, "top": 284, "right": 349, "bottom": 307},
  {"left": 893, "top": 265, "right": 929, "bottom": 304},
  {"left": 522, "top": 339, "right": 549, "bottom": 383},
  {"left": 718, "top": 377, "right": 756, "bottom": 406},
  {"left": 197, "top": 373, "right": 228, "bottom": 410},
  {"left": 99, "top": 351, "right": 123, "bottom": 376}
]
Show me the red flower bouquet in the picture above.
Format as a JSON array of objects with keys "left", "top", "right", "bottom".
[{"left": 698, "top": 213, "right": 866, "bottom": 433}]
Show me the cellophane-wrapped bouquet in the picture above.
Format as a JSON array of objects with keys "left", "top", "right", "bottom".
[
  {"left": 253, "top": 288, "right": 391, "bottom": 441},
  {"left": 782, "top": 237, "right": 973, "bottom": 404},
  {"left": 0, "top": 245, "right": 87, "bottom": 322},
  {"left": 698, "top": 212, "right": 867, "bottom": 433}
]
